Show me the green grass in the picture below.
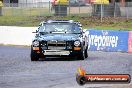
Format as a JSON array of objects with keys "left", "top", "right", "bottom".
[
  {"left": 2, "top": 7, "right": 52, "bottom": 16},
  {"left": 1, "top": 7, "right": 131, "bottom": 30},
  {"left": 95, "top": 22, "right": 132, "bottom": 31},
  {"left": 0, "top": 16, "right": 36, "bottom": 26},
  {"left": 0, "top": 16, "right": 132, "bottom": 31}
]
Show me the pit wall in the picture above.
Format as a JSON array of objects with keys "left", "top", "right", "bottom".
[
  {"left": 0, "top": 26, "right": 37, "bottom": 46},
  {"left": 0, "top": 26, "right": 132, "bottom": 53}
]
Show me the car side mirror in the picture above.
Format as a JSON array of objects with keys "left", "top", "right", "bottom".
[
  {"left": 32, "top": 30, "right": 38, "bottom": 33},
  {"left": 81, "top": 30, "right": 85, "bottom": 34},
  {"left": 79, "top": 24, "right": 82, "bottom": 27},
  {"left": 83, "top": 29, "right": 87, "bottom": 33}
]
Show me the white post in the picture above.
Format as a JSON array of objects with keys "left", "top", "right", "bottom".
[
  {"left": 0, "top": 7, "right": 2, "bottom": 16},
  {"left": 101, "top": 4, "right": 103, "bottom": 22},
  {"left": 114, "top": 2, "right": 116, "bottom": 18},
  {"left": 126, "top": 2, "right": 129, "bottom": 19}
]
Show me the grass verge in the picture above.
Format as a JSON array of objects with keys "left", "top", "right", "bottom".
[{"left": 0, "top": 16, "right": 132, "bottom": 31}]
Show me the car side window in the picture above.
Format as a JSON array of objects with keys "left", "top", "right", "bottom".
[
  {"left": 73, "top": 24, "right": 81, "bottom": 33},
  {"left": 38, "top": 26, "right": 46, "bottom": 32}
]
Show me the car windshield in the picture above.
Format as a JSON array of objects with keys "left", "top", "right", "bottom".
[{"left": 39, "top": 23, "right": 81, "bottom": 34}]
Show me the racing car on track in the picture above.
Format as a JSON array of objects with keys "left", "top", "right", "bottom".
[{"left": 31, "top": 20, "right": 88, "bottom": 61}]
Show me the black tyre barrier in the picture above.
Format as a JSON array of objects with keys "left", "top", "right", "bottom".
[
  {"left": 54, "top": 5, "right": 67, "bottom": 16},
  {"left": 92, "top": 3, "right": 121, "bottom": 17}
]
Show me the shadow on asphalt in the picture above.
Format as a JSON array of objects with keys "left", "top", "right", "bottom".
[
  {"left": 39, "top": 57, "right": 84, "bottom": 61},
  {"left": 87, "top": 56, "right": 100, "bottom": 61}
]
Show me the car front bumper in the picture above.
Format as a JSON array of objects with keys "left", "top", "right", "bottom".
[
  {"left": 42, "top": 49, "right": 82, "bottom": 56},
  {"left": 32, "top": 46, "right": 82, "bottom": 56},
  {"left": 43, "top": 50, "right": 70, "bottom": 55}
]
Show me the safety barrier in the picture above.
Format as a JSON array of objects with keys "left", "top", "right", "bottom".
[
  {"left": 0, "top": 26, "right": 37, "bottom": 45},
  {"left": 128, "top": 31, "right": 132, "bottom": 53}
]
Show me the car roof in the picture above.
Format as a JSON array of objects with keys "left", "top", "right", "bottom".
[
  {"left": 39, "top": 20, "right": 81, "bottom": 27},
  {"left": 46, "top": 20, "right": 74, "bottom": 23}
]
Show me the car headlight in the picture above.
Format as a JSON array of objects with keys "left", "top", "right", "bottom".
[
  {"left": 74, "top": 41, "right": 80, "bottom": 47},
  {"left": 33, "top": 41, "right": 39, "bottom": 46}
]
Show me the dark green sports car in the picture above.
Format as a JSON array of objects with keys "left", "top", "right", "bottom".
[{"left": 31, "top": 20, "right": 88, "bottom": 61}]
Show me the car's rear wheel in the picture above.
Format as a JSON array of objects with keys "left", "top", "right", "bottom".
[{"left": 31, "top": 47, "right": 39, "bottom": 61}]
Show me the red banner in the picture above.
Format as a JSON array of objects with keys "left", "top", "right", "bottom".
[
  {"left": 76, "top": 67, "right": 131, "bottom": 85},
  {"left": 128, "top": 31, "right": 132, "bottom": 53}
]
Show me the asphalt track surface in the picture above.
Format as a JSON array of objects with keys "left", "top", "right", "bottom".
[{"left": 0, "top": 45, "right": 132, "bottom": 88}]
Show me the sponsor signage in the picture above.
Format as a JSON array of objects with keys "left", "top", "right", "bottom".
[
  {"left": 76, "top": 67, "right": 131, "bottom": 85},
  {"left": 86, "top": 30, "right": 128, "bottom": 52}
]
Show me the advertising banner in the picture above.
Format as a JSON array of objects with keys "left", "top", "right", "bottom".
[
  {"left": 86, "top": 30, "right": 128, "bottom": 52},
  {"left": 128, "top": 31, "right": 132, "bottom": 53}
]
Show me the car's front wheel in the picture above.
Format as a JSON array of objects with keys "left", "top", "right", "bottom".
[
  {"left": 78, "top": 50, "right": 85, "bottom": 60},
  {"left": 30, "top": 47, "right": 39, "bottom": 61},
  {"left": 79, "top": 46, "right": 88, "bottom": 60},
  {"left": 84, "top": 46, "right": 88, "bottom": 58}
]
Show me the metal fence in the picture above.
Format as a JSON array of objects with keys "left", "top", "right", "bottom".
[{"left": 1, "top": 2, "right": 132, "bottom": 18}]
